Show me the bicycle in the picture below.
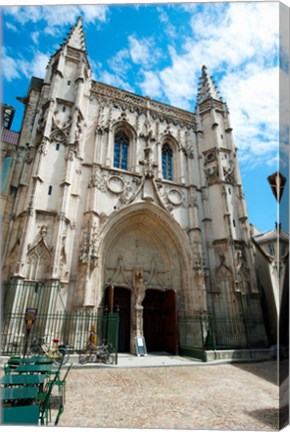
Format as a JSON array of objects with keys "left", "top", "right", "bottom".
[
  {"left": 79, "top": 342, "right": 115, "bottom": 365},
  {"left": 29, "top": 335, "right": 69, "bottom": 365}
]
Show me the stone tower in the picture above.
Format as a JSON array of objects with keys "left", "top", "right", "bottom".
[
  {"left": 2, "top": 18, "right": 268, "bottom": 354},
  {"left": 196, "top": 66, "right": 260, "bottom": 315}
]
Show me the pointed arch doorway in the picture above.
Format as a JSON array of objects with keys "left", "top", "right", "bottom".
[
  {"left": 143, "top": 289, "right": 177, "bottom": 354},
  {"left": 101, "top": 202, "right": 192, "bottom": 355}
]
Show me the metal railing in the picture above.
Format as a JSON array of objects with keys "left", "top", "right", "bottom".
[
  {"left": 178, "top": 313, "right": 268, "bottom": 360},
  {"left": 1, "top": 310, "right": 119, "bottom": 360}
]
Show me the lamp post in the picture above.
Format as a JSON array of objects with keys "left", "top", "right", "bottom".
[{"left": 267, "top": 171, "right": 286, "bottom": 203}]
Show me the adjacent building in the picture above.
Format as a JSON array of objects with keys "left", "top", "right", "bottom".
[
  {"left": 1, "top": 103, "right": 20, "bottom": 248},
  {"left": 252, "top": 222, "right": 289, "bottom": 347}
]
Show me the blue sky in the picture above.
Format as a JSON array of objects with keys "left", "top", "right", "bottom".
[{"left": 1, "top": 1, "right": 289, "bottom": 233}]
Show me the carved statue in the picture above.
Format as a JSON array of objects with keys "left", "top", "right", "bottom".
[
  {"left": 139, "top": 147, "right": 158, "bottom": 179},
  {"left": 40, "top": 225, "right": 48, "bottom": 238},
  {"left": 135, "top": 270, "right": 146, "bottom": 308},
  {"left": 236, "top": 249, "right": 244, "bottom": 273}
]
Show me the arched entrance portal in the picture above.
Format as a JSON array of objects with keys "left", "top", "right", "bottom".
[
  {"left": 143, "top": 289, "right": 177, "bottom": 354},
  {"left": 100, "top": 202, "right": 192, "bottom": 355}
]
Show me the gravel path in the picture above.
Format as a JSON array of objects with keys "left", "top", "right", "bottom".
[{"left": 58, "top": 361, "right": 278, "bottom": 430}]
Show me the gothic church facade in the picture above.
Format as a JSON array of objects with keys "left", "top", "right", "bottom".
[{"left": 2, "top": 18, "right": 268, "bottom": 354}]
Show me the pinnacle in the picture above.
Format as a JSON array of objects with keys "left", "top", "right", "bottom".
[
  {"left": 62, "top": 16, "right": 87, "bottom": 52},
  {"left": 197, "top": 66, "right": 223, "bottom": 104}
]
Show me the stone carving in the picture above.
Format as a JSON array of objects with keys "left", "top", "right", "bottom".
[
  {"left": 50, "top": 116, "right": 71, "bottom": 143},
  {"left": 58, "top": 212, "right": 66, "bottom": 222},
  {"left": 134, "top": 268, "right": 146, "bottom": 336},
  {"left": 40, "top": 224, "right": 48, "bottom": 238},
  {"left": 167, "top": 188, "right": 183, "bottom": 206},
  {"left": 236, "top": 185, "right": 244, "bottom": 199},
  {"left": 235, "top": 247, "right": 250, "bottom": 293},
  {"left": 26, "top": 225, "right": 52, "bottom": 280},
  {"left": 182, "top": 145, "right": 194, "bottom": 159},
  {"left": 146, "top": 258, "right": 167, "bottom": 289},
  {"left": 154, "top": 183, "right": 173, "bottom": 212},
  {"left": 204, "top": 164, "right": 220, "bottom": 185},
  {"left": 191, "top": 241, "right": 207, "bottom": 277},
  {"left": 214, "top": 249, "right": 233, "bottom": 292},
  {"left": 118, "top": 111, "right": 128, "bottom": 122},
  {"left": 116, "top": 180, "right": 138, "bottom": 207},
  {"left": 38, "top": 139, "right": 48, "bottom": 156},
  {"left": 65, "top": 145, "right": 77, "bottom": 161},
  {"left": 59, "top": 234, "right": 69, "bottom": 282},
  {"left": 27, "top": 198, "right": 34, "bottom": 216},
  {"left": 99, "top": 212, "right": 108, "bottom": 225},
  {"left": 79, "top": 223, "right": 98, "bottom": 269},
  {"left": 204, "top": 150, "right": 217, "bottom": 165},
  {"left": 91, "top": 82, "right": 196, "bottom": 128},
  {"left": 134, "top": 269, "right": 147, "bottom": 309},
  {"left": 139, "top": 147, "right": 158, "bottom": 179},
  {"left": 106, "top": 257, "right": 131, "bottom": 287},
  {"left": 50, "top": 129, "right": 66, "bottom": 143},
  {"left": 107, "top": 175, "right": 126, "bottom": 194},
  {"left": 223, "top": 161, "right": 235, "bottom": 185},
  {"left": 88, "top": 167, "right": 107, "bottom": 191},
  {"left": 24, "top": 145, "right": 34, "bottom": 164}
]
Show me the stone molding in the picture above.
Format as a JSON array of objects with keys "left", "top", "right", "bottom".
[{"left": 91, "top": 81, "right": 196, "bottom": 129}]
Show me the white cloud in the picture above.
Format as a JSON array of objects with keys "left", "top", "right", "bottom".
[
  {"left": 2, "top": 48, "right": 49, "bottom": 81},
  {"left": 128, "top": 36, "right": 160, "bottom": 68},
  {"left": 134, "top": 2, "right": 279, "bottom": 167},
  {"left": 31, "top": 32, "right": 40, "bottom": 45},
  {"left": 97, "top": 70, "right": 135, "bottom": 94},
  {"left": 4, "top": 6, "right": 42, "bottom": 24},
  {"left": 108, "top": 49, "right": 131, "bottom": 77},
  {"left": 30, "top": 51, "right": 50, "bottom": 77},
  {"left": 157, "top": 7, "right": 177, "bottom": 39},
  {"left": 5, "top": 22, "right": 18, "bottom": 32},
  {"left": 139, "top": 71, "right": 163, "bottom": 99},
  {"left": 220, "top": 67, "right": 279, "bottom": 162},
  {"left": 2, "top": 48, "right": 21, "bottom": 81},
  {"left": 80, "top": 5, "right": 108, "bottom": 24},
  {"left": 4, "top": 5, "right": 109, "bottom": 36}
]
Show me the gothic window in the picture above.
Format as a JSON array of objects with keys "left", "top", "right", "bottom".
[
  {"left": 114, "top": 130, "right": 129, "bottom": 170},
  {"left": 162, "top": 143, "right": 173, "bottom": 180}
]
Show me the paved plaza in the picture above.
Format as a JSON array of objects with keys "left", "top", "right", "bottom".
[{"left": 59, "top": 357, "right": 279, "bottom": 430}]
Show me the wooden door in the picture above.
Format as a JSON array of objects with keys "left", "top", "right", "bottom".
[
  {"left": 164, "top": 290, "right": 177, "bottom": 354},
  {"left": 143, "top": 290, "right": 164, "bottom": 352},
  {"left": 105, "top": 287, "right": 131, "bottom": 352},
  {"left": 143, "top": 289, "right": 177, "bottom": 354}
]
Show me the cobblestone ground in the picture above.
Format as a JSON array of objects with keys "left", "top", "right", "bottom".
[{"left": 59, "top": 361, "right": 278, "bottom": 430}]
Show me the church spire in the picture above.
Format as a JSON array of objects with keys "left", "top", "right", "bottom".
[
  {"left": 61, "top": 16, "right": 87, "bottom": 52},
  {"left": 197, "top": 65, "right": 223, "bottom": 104}
]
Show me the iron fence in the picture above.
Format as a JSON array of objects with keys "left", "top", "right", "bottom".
[
  {"left": 178, "top": 314, "right": 268, "bottom": 360},
  {"left": 1, "top": 310, "right": 119, "bottom": 360}
]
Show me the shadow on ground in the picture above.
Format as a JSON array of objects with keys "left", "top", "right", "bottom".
[
  {"left": 247, "top": 407, "right": 278, "bottom": 429},
  {"left": 232, "top": 360, "right": 278, "bottom": 386}
]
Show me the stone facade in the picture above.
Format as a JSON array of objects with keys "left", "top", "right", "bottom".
[{"left": 2, "top": 18, "right": 268, "bottom": 353}]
